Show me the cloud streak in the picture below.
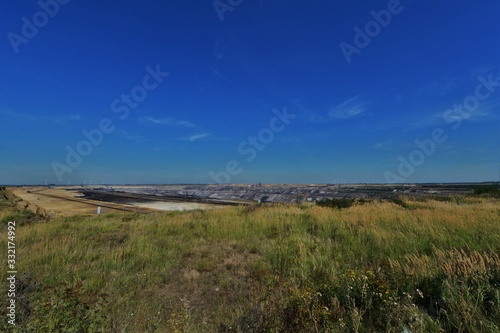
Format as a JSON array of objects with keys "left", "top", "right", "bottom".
[
  {"left": 329, "top": 96, "right": 368, "bottom": 119},
  {"left": 181, "top": 133, "right": 211, "bottom": 142},
  {"left": 118, "top": 130, "right": 146, "bottom": 142},
  {"left": 2, "top": 110, "right": 82, "bottom": 123},
  {"left": 143, "top": 116, "right": 196, "bottom": 128},
  {"left": 53, "top": 114, "right": 82, "bottom": 123}
]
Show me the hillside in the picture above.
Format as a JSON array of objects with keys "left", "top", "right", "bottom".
[{"left": 1, "top": 188, "right": 499, "bottom": 332}]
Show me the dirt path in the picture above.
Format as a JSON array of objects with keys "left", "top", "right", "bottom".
[{"left": 9, "top": 187, "right": 158, "bottom": 216}]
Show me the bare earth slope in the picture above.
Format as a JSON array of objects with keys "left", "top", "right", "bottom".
[{"left": 9, "top": 187, "right": 158, "bottom": 216}]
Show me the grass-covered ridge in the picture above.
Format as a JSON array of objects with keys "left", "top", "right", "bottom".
[{"left": 1, "top": 190, "right": 499, "bottom": 332}]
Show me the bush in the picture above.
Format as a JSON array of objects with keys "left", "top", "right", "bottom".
[
  {"left": 474, "top": 185, "right": 500, "bottom": 197},
  {"left": 316, "top": 197, "right": 356, "bottom": 209},
  {"left": 390, "top": 197, "right": 411, "bottom": 209},
  {"left": 0, "top": 210, "right": 40, "bottom": 226}
]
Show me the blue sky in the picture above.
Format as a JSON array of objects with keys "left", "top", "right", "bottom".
[{"left": 1, "top": 0, "right": 499, "bottom": 185}]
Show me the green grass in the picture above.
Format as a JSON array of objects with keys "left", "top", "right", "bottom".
[{"left": 0, "top": 189, "right": 499, "bottom": 332}]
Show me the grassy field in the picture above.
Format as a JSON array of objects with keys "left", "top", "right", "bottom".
[{"left": 1, "top": 188, "right": 499, "bottom": 332}]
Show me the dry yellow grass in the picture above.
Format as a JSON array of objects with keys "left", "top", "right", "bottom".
[
  {"left": 1, "top": 189, "right": 499, "bottom": 332},
  {"left": 389, "top": 247, "right": 500, "bottom": 279}
]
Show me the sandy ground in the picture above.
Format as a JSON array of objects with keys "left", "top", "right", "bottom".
[
  {"left": 9, "top": 187, "right": 153, "bottom": 216},
  {"left": 9, "top": 187, "right": 224, "bottom": 216}
]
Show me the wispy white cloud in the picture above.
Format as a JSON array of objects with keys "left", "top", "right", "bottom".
[
  {"left": 211, "top": 38, "right": 234, "bottom": 84},
  {"left": 412, "top": 67, "right": 500, "bottom": 99},
  {"left": 213, "top": 40, "right": 224, "bottom": 60},
  {"left": 278, "top": 134, "right": 302, "bottom": 143},
  {"left": 411, "top": 99, "right": 499, "bottom": 131},
  {"left": 2, "top": 110, "right": 82, "bottom": 123},
  {"left": 329, "top": 96, "right": 368, "bottom": 119},
  {"left": 211, "top": 68, "right": 233, "bottom": 84},
  {"left": 408, "top": 112, "right": 444, "bottom": 130},
  {"left": 373, "top": 139, "right": 419, "bottom": 151},
  {"left": 118, "top": 130, "right": 146, "bottom": 142},
  {"left": 180, "top": 133, "right": 211, "bottom": 142},
  {"left": 374, "top": 139, "right": 457, "bottom": 153},
  {"left": 143, "top": 116, "right": 196, "bottom": 128},
  {"left": 53, "top": 114, "right": 82, "bottom": 123},
  {"left": 374, "top": 140, "right": 399, "bottom": 151},
  {"left": 305, "top": 111, "right": 330, "bottom": 123},
  {"left": 469, "top": 100, "right": 500, "bottom": 120},
  {"left": 2, "top": 110, "right": 37, "bottom": 121},
  {"left": 412, "top": 79, "right": 456, "bottom": 97},
  {"left": 290, "top": 98, "right": 332, "bottom": 123},
  {"left": 468, "top": 65, "right": 500, "bottom": 77}
]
